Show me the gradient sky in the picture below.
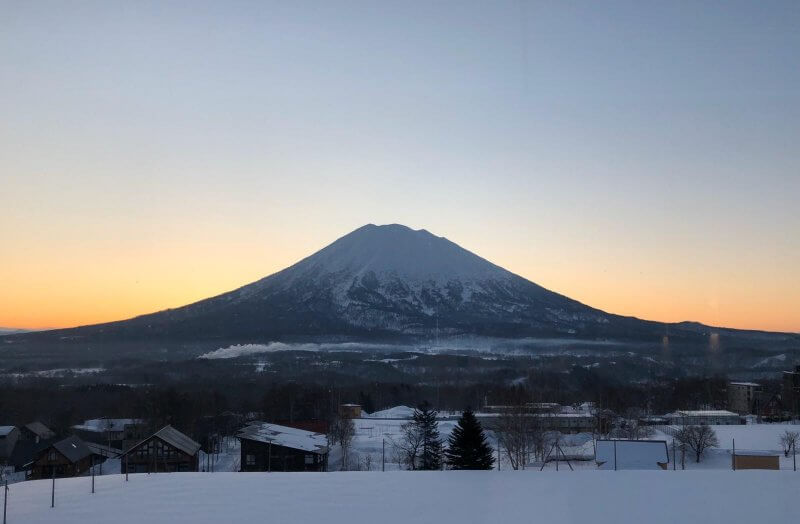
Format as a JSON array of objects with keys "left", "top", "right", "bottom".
[{"left": 1, "top": 1, "right": 798, "bottom": 332}]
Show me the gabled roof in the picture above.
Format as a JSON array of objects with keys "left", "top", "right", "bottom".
[
  {"left": 25, "top": 421, "right": 55, "bottom": 439},
  {"left": 0, "top": 426, "right": 16, "bottom": 437},
  {"left": 52, "top": 435, "right": 92, "bottom": 463},
  {"left": 123, "top": 425, "right": 201, "bottom": 457},
  {"left": 237, "top": 422, "right": 328, "bottom": 454}
]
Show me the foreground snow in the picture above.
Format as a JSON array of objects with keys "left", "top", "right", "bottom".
[{"left": 7, "top": 471, "right": 799, "bottom": 524}]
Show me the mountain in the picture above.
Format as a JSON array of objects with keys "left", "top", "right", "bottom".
[{"left": 5, "top": 224, "right": 797, "bottom": 347}]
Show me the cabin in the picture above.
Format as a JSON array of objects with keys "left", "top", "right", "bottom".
[
  {"left": 29, "top": 435, "right": 105, "bottom": 479},
  {"left": 595, "top": 439, "right": 669, "bottom": 470},
  {"left": 665, "top": 410, "right": 742, "bottom": 426},
  {"left": 238, "top": 422, "right": 328, "bottom": 472},
  {"left": 20, "top": 421, "right": 56, "bottom": 443},
  {"left": 0, "top": 426, "right": 20, "bottom": 462},
  {"left": 120, "top": 425, "right": 201, "bottom": 474}
]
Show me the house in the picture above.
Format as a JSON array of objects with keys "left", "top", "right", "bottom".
[
  {"left": 72, "top": 418, "right": 146, "bottom": 450},
  {"left": 595, "top": 439, "right": 669, "bottom": 470},
  {"left": 120, "top": 425, "right": 201, "bottom": 474},
  {"left": 237, "top": 422, "right": 328, "bottom": 472},
  {"left": 19, "top": 421, "right": 56, "bottom": 443},
  {"left": 29, "top": 435, "right": 103, "bottom": 479},
  {"left": 0, "top": 426, "right": 20, "bottom": 462},
  {"left": 732, "top": 451, "right": 780, "bottom": 470},
  {"left": 339, "top": 404, "right": 362, "bottom": 419},
  {"left": 665, "top": 410, "right": 742, "bottom": 426},
  {"left": 727, "top": 382, "right": 763, "bottom": 415}
]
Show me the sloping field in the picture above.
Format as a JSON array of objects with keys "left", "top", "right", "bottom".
[{"left": 6, "top": 470, "right": 798, "bottom": 524}]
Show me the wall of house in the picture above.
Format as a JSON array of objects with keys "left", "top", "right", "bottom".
[
  {"left": 240, "top": 439, "right": 326, "bottom": 472},
  {"left": 121, "top": 436, "right": 198, "bottom": 474}
]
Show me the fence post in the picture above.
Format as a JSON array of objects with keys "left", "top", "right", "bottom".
[
  {"left": 732, "top": 439, "right": 736, "bottom": 471},
  {"left": 613, "top": 440, "right": 617, "bottom": 471},
  {"left": 91, "top": 457, "right": 95, "bottom": 493},
  {"left": 794, "top": 440, "right": 796, "bottom": 472},
  {"left": 125, "top": 454, "right": 129, "bottom": 482},
  {"left": 51, "top": 470, "right": 55, "bottom": 508},
  {"left": 3, "top": 480, "right": 8, "bottom": 524},
  {"left": 672, "top": 440, "right": 676, "bottom": 470},
  {"left": 382, "top": 439, "right": 385, "bottom": 472}
]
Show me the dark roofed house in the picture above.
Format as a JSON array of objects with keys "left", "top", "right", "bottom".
[
  {"left": 0, "top": 426, "right": 20, "bottom": 462},
  {"left": 238, "top": 422, "right": 328, "bottom": 472},
  {"left": 121, "top": 425, "right": 201, "bottom": 474},
  {"left": 30, "top": 435, "right": 95, "bottom": 479},
  {"left": 20, "top": 421, "right": 56, "bottom": 443}
]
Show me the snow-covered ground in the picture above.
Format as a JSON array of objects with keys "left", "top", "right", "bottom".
[{"left": 6, "top": 470, "right": 799, "bottom": 524}]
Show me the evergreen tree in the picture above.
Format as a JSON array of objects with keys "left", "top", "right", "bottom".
[
  {"left": 414, "top": 402, "right": 443, "bottom": 470},
  {"left": 445, "top": 408, "right": 495, "bottom": 470}
]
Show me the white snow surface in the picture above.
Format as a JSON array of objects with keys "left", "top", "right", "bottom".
[
  {"left": 7, "top": 470, "right": 799, "bottom": 524},
  {"left": 595, "top": 440, "right": 669, "bottom": 470}
]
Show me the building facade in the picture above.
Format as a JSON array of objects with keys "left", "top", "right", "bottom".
[
  {"left": 727, "top": 382, "right": 762, "bottom": 415},
  {"left": 120, "top": 425, "right": 201, "bottom": 474},
  {"left": 665, "top": 410, "right": 743, "bottom": 426},
  {"left": 238, "top": 422, "right": 328, "bottom": 472},
  {"left": 783, "top": 366, "right": 800, "bottom": 418}
]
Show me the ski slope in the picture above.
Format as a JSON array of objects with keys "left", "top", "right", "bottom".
[{"left": 6, "top": 470, "right": 799, "bottom": 524}]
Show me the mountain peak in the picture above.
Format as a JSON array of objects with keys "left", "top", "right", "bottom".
[{"left": 300, "top": 224, "right": 507, "bottom": 281}]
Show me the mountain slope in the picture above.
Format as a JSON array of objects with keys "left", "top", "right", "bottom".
[{"left": 6, "top": 224, "right": 797, "bottom": 346}]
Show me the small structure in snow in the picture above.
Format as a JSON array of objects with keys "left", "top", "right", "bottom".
[
  {"left": 237, "top": 422, "right": 328, "bottom": 472},
  {"left": 732, "top": 451, "right": 779, "bottom": 470},
  {"left": 29, "top": 435, "right": 114, "bottom": 479},
  {"left": 338, "top": 404, "right": 362, "bottom": 419},
  {"left": 595, "top": 439, "right": 669, "bottom": 470}
]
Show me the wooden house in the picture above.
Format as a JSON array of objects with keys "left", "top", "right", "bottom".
[
  {"left": 30, "top": 436, "right": 95, "bottom": 479},
  {"left": 20, "top": 421, "right": 56, "bottom": 443},
  {"left": 238, "top": 422, "right": 328, "bottom": 472},
  {"left": 120, "top": 425, "right": 201, "bottom": 474}
]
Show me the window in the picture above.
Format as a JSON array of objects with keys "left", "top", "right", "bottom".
[
  {"left": 305, "top": 454, "right": 314, "bottom": 465},
  {"left": 48, "top": 450, "right": 57, "bottom": 461},
  {"left": 246, "top": 454, "right": 256, "bottom": 466}
]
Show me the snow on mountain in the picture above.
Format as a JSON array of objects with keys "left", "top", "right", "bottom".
[{"left": 752, "top": 353, "right": 787, "bottom": 368}]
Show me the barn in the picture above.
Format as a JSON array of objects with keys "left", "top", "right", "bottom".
[
  {"left": 120, "top": 425, "right": 201, "bottom": 474},
  {"left": 238, "top": 422, "right": 328, "bottom": 472}
]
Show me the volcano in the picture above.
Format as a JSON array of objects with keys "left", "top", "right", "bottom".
[{"left": 6, "top": 224, "right": 796, "bottom": 347}]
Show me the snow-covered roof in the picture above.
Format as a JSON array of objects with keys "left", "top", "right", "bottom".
[
  {"left": 673, "top": 410, "right": 739, "bottom": 417},
  {"left": 362, "top": 406, "right": 416, "bottom": 419},
  {"left": 729, "top": 382, "right": 761, "bottom": 387},
  {"left": 85, "top": 441, "right": 123, "bottom": 458},
  {"left": 52, "top": 436, "right": 92, "bottom": 463},
  {"left": 0, "top": 426, "right": 16, "bottom": 436},
  {"left": 24, "top": 421, "right": 55, "bottom": 439},
  {"left": 73, "top": 418, "right": 142, "bottom": 433},
  {"left": 237, "top": 422, "right": 328, "bottom": 454},
  {"left": 595, "top": 440, "right": 669, "bottom": 470},
  {"left": 123, "top": 425, "right": 201, "bottom": 457}
]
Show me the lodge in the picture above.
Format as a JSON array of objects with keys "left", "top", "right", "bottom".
[
  {"left": 121, "top": 425, "right": 201, "bottom": 474},
  {"left": 238, "top": 421, "right": 328, "bottom": 472}
]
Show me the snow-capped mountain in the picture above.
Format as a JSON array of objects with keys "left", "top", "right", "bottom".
[{"left": 8, "top": 224, "right": 797, "bottom": 345}]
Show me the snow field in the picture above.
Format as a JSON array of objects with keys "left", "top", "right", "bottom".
[{"left": 6, "top": 470, "right": 799, "bottom": 524}]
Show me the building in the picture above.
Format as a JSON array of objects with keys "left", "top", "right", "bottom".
[
  {"left": 0, "top": 426, "right": 20, "bottom": 462},
  {"left": 120, "top": 425, "right": 201, "bottom": 474},
  {"left": 339, "top": 404, "right": 362, "bottom": 419},
  {"left": 72, "top": 418, "right": 146, "bottom": 450},
  {"left": 29, "top": 435, "right": 112, "bottom": 479},
  {"left": 783, "top": 366, "right": 800, "bottom": 417},
  {"left": 595, "top": 439, "right": 669, "bottom": 470},
  {"left": 733, "top": 451, "right": 780, "bottom": 470},
  {"left": 728, "top": 382, "right": 763, "bottom": 415},
  {"left": 19, "top": 421, "right": 56, "bottom": 443},
  {"left": 238, "top": 422, "right": 328, "bottom": 472},
  {"left": 665, "top": 410, "right": 742, "bottom": 426}
]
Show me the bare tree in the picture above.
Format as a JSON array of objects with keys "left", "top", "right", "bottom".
[
  {"left": 328, "top": 415, "right": 355, "bottom": 470},
  {"left": 675, "top": 425, "right": 719, "bottom": 463},
  {"left": 492, "top": 406, "right": 541, "bottom": 470},
  {"left": 612, "top": 411, "right": 655, "bottom": 440},
  {"left": 779, "top": 430, "right": 799, "bottom": 458},
  {"left": 393, "top": 418, "right": 425, "bottom": 470}
]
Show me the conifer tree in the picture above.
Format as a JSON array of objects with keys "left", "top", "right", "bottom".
[
  {"left": 414, "top": 402, "right": 443, "bottom": 470},
  {"left": 445, "top": 408, "right": 495, "bottom": 470}
]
